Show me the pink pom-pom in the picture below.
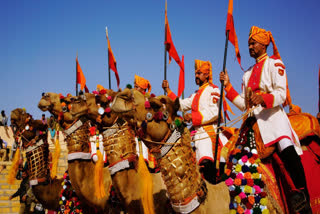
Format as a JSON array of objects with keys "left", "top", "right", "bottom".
[
  {"left": 241, "top": 155, "right": 248, "bottom": 163},
  {"left": 92, "top": 90, "right": 99, "bottom": 95},
  {"left": 154, "top": 111, "right": 163, "bottom": 121},
  {"left": 107, "top": 96, "right": 112, "bottom": 101},
  {"left": 105, "top": 107, "right": 111, "bottom": 113},
  {"left": 244, "top": 210, "right": 251, "bottom": 214},
  {"left": 225, "top": 178, "right": 233, "bottom": 186},
  {"left": 253, "top": 185, "right": 261, "bottom": 194},
  {"left": 190, "top": 130, "right": 197, "bottom": 136},
  {"left": 145, "top": 101, "right": 151, "bottom": 108},
  {"left": 239, "top": 192, "right": 246, "bottom": 199},
  {"left": 236, "top": 173, "right": 244, "bottom": 179}
]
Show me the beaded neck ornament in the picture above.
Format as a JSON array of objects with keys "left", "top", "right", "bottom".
[{"left": 222, "top": 117, "right": 269, "bottom": 214}]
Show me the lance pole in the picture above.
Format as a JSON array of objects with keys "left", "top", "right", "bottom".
[{"left": 213, "top": 30, "right": 229, "bottom": 184}]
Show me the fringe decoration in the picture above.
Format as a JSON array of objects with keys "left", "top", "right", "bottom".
[
  {"left": 7, "top": 147, "right": 21, "bottom": 184},
  {"left": 50, "top": 137, "right": 61, "bottom": 179},
  {"left": 137, "top": 140, "right": 155, "bottom": 214},
  {"left": 94, "top": 150, "right": 106, "bottom": 199}
]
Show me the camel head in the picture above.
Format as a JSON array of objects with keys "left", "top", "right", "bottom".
[
  {"left": 38, "top": 92, "right": 62, "bottom": 117},
  {"left": 112, "top": 88, "right": 181, "bottom": 150},
  {"left": 10, "top": 108, "right": 47, "bottom": 148},
  {"left": 59, "top": 95, "right": 89, "bottom": 128},
  {"left": 83, "top": 89, "right": 119, "bottom": 127}
]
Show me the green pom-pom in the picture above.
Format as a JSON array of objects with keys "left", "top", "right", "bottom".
[
  {"left": 221, "top": 174, "right": 228, "bottom": 181},
  {"left": 126, "top": 84, "right": 132, "bottom": 89},
  {"left": 174, "top": 119, "right": 182, "bottom": 127}
]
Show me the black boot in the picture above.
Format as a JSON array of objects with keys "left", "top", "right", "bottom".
[
  {"left": 199, "top": 159, "right": 216, "bottom": 184},
  {"left": 280, "top": 146, "right": 312, "bottom": 213}
]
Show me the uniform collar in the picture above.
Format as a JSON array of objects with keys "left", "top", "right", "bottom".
[
  {"left": 256, "top": 53, "right": 268, "bottom": 63},
  {"left": 199, "top": 82, "right": 209, "bottom": 90}
]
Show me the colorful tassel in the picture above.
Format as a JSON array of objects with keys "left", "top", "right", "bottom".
[
  {"left": 7, "top": 147, "right": 21, "bottom": 184},
  {"left": 94, "top": 150, "right": 106, "bottom": 199}
]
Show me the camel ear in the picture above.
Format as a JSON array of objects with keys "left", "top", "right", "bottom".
[
  {"left": 149, "top": 98, "right": 163, "bottom": 110},
  {"left": 173, "top": 98, "right": 180, "bottom": 113}
]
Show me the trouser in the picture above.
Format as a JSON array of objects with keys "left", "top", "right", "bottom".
[{"left": 279, "top": 144, "right": 310, "bottom": 202}]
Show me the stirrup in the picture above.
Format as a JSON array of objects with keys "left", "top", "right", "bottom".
[{"left": 289, "top": 190, "right": 308, "bottom": 213}]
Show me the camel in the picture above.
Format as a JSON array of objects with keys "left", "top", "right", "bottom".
[
  {"left": 111, "top": 89, "right": 232, "bottom": 213},
  {"left": 10, "top": 108, "right": 64, "bottom": 211},
  {"left": 111, "top": 88, "right": 289, "bottom": 214},
  {"left": 38, "top": 93, "right": 114, "bottom": 213}
]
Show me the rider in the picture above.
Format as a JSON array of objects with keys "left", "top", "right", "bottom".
[
  {"left": 220, "top": 26, "right": 311, "bottom": 213},
  {"left": 162, "top": 60, "right": 227, "bottom": 184}
]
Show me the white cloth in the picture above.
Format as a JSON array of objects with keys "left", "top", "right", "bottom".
[
  {"left": 228, "top": 56, "right": 302, "bottom": 155},
  {"left": 135, "top": 138, "right": 149, "bottom": 161}
]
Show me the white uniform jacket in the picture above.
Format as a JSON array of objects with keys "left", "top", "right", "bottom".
[
  {"left": 168, "top": 82, "right": 226, "bottom": 163},
  {"left": 225, "top": 54, "right": 302, "bottom": 154}
]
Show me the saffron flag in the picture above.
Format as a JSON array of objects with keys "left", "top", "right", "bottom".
[
  {"left": 106, "top": 28, "right": 120, "bottom": 89},
  {"left": 226, "top": 0, "right": 242, "bottom": 69},
  {"left": 177, "top": 55, "right": 184, "bottom": 97},
  {"left": 164, "top": 2, "right": 184, "bottom": 97},
  {"left": 76, "top": 57, "right": 86, "bottom": 91}
]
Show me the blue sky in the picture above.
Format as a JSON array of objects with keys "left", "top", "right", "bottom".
[{"left": 1, "top": 0, "right": 319, "bottom": 126}]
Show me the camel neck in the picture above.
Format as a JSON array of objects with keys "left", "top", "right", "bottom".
[{"left": 158, "top": 130, "right": 205, "bottom": 206}]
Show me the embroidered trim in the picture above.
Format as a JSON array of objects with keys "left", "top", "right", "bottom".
[
  {"left": 25, "top": 140, "right": 44, "bottom": 153},
  {"left": 171, "top": 195, "right": 200, "bottom": 214},
  {"left": 274, "top": 63, "right": 285, "bottom": 69},
  {"left": 68, "top": 152, "right": 91, "bottom": 161},
  {"left": 64, "top": 120, "right": 84, "bottom": 136},
  {"left": 109, "top": 159, "right": 130, "bottom": 175},
  {"left": 154, "top": 129, "right": 181, "bottom": 160}
]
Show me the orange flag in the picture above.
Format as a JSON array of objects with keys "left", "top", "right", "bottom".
[
  {"left": 177, "top": 55, "right": 184, "bottom": 97},
  {"left": 76, "top": 56, "right": 86, "bottom": 91},
  {"left": 226, "top": 0, "right": 242, "bottom": 70},
  {"left": 223, "top": 91, "right": 235, "bottom": 121},
  {"left": 164, "top": 2, "right": 184, "bottom": 97},
  {"left": 106, "top": 27, "right": 120, "bottom": 89}
]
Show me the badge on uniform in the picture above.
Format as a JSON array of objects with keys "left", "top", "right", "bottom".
[{"left": 278, "top": 69, "right": 284, "bottom": 76}]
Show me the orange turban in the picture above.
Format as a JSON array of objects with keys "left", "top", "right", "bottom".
[
  {"left": 249, "top": 26, "right": 280, "bottom": 59},
  {"left": 134, "top": 75, "right": 151, "bottom": 92},
  {"left": 195, "top": 60, "right": 213, "bottom": 84},
  {"left": 96, "top": 84, "right": 106, "bottom": 92}
]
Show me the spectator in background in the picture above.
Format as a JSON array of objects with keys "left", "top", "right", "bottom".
[
  {"left": 0, "top": 110, "right": 8, "bottom": 126},
  {"left": 0, "top": 136, "right": 7, "bottom": 161},
  {"left": 41, "top": 114, "right": 47, "bottom": 125},
  {"left": 48, "top": 115, "right": 56, "bottom": 141},
  {"left": 9, "top": 169, "right": 31, "bottom": 214}
]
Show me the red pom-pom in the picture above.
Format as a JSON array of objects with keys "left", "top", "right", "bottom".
[
  {"left": 107, "top": 96, "right": 112, "bottom": 101},
  {"left": 89, "top": 127, "right": 96, "bottom": 136},
  {"left": 92, "top": 90, "right": 99, "bottom": 95},
  {"left": 150, "top": 93, "right": 156, "bottom": 97},
  {"left": 105, "top": 107, "right": 111, "bottom": 113},
  {"left": 60, "top": 95, "right": 65, "bottom": 99},
  {"left": 100, "top": 89, "right": 107, "bottom": 95},
  {"left": 145, "top": 101, "right": 151, "bottom": 108}
]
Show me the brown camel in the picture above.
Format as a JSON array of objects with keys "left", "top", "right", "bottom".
[
  {"left": 81, "top": 89, "right": 169, "bottom": 213},
  {"left": 38, "top": 93, "right": 114, "bottom": 213},
  {"left": 10, "top": 108, "right": 64, "bottom": 211},
  {"left": 111, "top": 88, "right": 286, "bottom": 214}
]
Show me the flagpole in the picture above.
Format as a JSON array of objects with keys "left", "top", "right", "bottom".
[
  {"left": 213, "top": 30, "right": 229, "bottom": 184},
  {"left": 76, "top": 54, "right": 79, "bottom": 96},
  {"left": 164, "top": 0, "right": 168, "bottom": 95},
  {"left": 106, "top": 27, "right": 111, "bottom": 90}
]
